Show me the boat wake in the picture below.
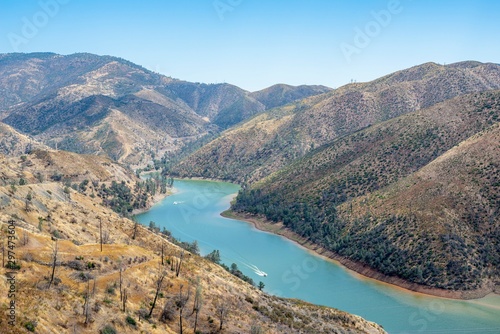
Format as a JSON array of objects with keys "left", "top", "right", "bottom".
[{"left": 241, "top": 262, "right": 267, "bottom": 277}]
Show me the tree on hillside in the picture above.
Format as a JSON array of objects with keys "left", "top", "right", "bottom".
[
  {"left": 175, "top": 251, "right": 184, "bottom": 277},
  {"left": 191, "top": 277, "right": 203, "bottom": 333},
  {"left": 132, "top": 218, "right": 139, "bottom": 240},
  {"left": 214, "top": 297, "right": 231, "bottom": 332},
  {"left": 205, "top": 249, "right": 221, "bottom": 264},
  {"left": 177, "top": 284, "right": 191, "bottom": 334},
  {"left": 25, "top": 192, "right": 32, "bottom": 212},
  {"left": 48, "top": 239, "right": 58, "bottom": 289},
  {"left": 148, "top": 263, "right": 167, "bottom": 318}
]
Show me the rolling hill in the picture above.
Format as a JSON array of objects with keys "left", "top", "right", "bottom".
[
  {"left": 0, "top": 53, "right": 328, "bottom": 166},
  {"left": 173, "top": 61, "right": 500, "bottom": 183},
  {"left": 232, "top": 90, "right": 500, "bottom": 296}
]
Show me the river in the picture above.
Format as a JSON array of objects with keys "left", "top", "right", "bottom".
[{"left": 136, "top": 179, "right": 500, "bottom": 333}]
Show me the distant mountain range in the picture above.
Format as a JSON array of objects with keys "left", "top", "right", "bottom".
[{"left": 0, "top": 52, "right": 330, "bottom": 164}]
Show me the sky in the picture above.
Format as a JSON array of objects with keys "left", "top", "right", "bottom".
[{"left": 1, "top": 0, "right": 499, "bottom": 91}]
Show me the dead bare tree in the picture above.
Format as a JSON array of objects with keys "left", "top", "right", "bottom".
[
  {"left": 99, "top": 217, "right": 102, "bottom": 252},
  {"left": 177, "top": 284, "right": 191, "bottom": 334},
  {"left": 48, "top": 239, "right": 58, "bottom": 289},
  {"left": 160, "top": 299, "right": 175, "bottom": 323},
  {"left": 192, "top": 278, "right": 203, "bottom": 334},
  {"left": 132, "top": 219, "right": 138, "bottom": 240},
  {"left": 122, "top": 288, "right": 128, "bottom": 312},
  {"left": 161, "top": 242, "right": 164, "bottom": 266},
  {"left": 102, "top": 230, "right": 110, "bottom": 245},
  {"left": 148, "top": 264, "right": 167, "bottom": 318},
  {"left": 215, "top": 297, "right": 230, "bottom": 332},
  {"left": 83, "top": 280, "right": 91, "bottom": 325},
  {"left": 118, "top": 261, "right": 126, "bottom": 303},
  {"left": 175, "top": 251, "right": 184, "bottom": 277},
  {"left": 92, "top": 276, "right": 97, "bottom": 296}
]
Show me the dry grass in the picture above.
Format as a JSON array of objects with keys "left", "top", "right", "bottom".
[{"left": 0, "top": 151, "right": 385, "bottom": 334}]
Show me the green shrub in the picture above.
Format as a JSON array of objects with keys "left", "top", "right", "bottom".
[
  {"left": 100, "top": 324, "right": 117, "bottom": 334},
  {"left": 24, "top": 321, "right": 36, "bottom": 332},
  {"left": 126, "top": 315, "right": 137, "bottom": 326}
]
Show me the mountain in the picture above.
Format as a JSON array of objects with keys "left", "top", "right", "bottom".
[
  {"left": 173, "top": 61, "right": 500, "bottom": 183},
  {"left": 0, "top": 151, "right": 385, "bottom": 334},
  {"left": 0, "top": 53, "right": 328, "bottom": 166},
  {"left": 250, "top": 84, "right": 332, "bottom": 110},
  {"left": 232, "top": 90, "right": 500, "bottom": 296},
  {"left": 0, "top": 121, "right": 49, "bottom": 156}
]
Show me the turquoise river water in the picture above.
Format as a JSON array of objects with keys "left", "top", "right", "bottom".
[{"left": 136, "top": 180, "right": 500, "bottom": 333}]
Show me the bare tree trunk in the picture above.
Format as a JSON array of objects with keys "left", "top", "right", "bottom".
[
  {"left": 132, "top": 220, "right": 138, "bottom": 240},
  {"left": 175, "top": 251, "right": 184, "bottom": 277},
  {"left": 122, "top": 288, "right": 128, "bottom": 312},
  {"left": 119, "top": 263, "right": 123, "bottom": 302},
  {"left": 161, "top": 243, "right": 164, "bottom": 266},
  {"left": 48, "top": 239, "right": 58, "bottom": 289},
  {"left": 148, "top": 266, "right": 166, "bottom": 318},
  {"left": 178, "top": 284, "right": 191, "bottom": 334},
  {"left": 99, "top": 217, "right": 102, "bottom": 252},
  {"left": 192, "top": 279, "right": 202, "bottom": 334},
  {"left": 84, "top": 280, "right": 91, "bottom": 325},
  {"left": 215, "top": 297, "right": 229, "bottom": 332}
]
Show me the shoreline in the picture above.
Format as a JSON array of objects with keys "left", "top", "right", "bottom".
[
  {"left": 131, "top": 187, "right": 176, "bottom": 216},
  {"left": 222, "top": 209, "right": 498, "bottom": 301}
]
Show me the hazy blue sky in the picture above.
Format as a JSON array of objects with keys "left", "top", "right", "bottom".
[{"left": 1, "top": 0, "right": 499, "bottom": 91}]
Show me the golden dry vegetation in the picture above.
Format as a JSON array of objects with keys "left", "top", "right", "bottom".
[{"left": 0, "top": 151, "right": 385, "bottom": 334}]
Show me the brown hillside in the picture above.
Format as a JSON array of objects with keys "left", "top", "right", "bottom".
[
  {"left": 174, "top": 61, "right": 500, "bottom": 183},
  {"left": 0, "top": 152, "right": 385, "bottom": 334}
]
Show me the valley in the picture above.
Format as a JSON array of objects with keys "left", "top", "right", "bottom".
[{"left": 1, "top": 52, "right": 500, "bottom": 333}]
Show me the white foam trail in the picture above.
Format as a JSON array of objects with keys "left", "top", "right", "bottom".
[{"left": 240, "top": 262, "right": 268, "bottom": 277}]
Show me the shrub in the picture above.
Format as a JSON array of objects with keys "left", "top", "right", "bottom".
[
  {"left": 24, "top": 321, "right": 37, "bottom": 332},
  {"left": 126, "top": 315, "right": 137, "bottom": 327},
  {"left": 100, "top": 324, "right": 117, "bottom": 334},
  {"left": 6, "top": 262, "right": 21, "bottom": 270}
]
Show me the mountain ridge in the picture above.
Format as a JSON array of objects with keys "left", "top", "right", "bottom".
[
  {"left": 172, "top": 60, "right": 500, "bottom": 183},
  {"left": 232, "top": 90, "right": 500, "bottom": 295},
  {"left": 0, "top": 52, "right": 329, "bottom": 166}
]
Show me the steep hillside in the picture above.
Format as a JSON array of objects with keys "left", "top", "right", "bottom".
[
  {"left": 0, "top": 53, "right": 328, "bottom": 166},
  {"left": 250, "top": 84, "right": 332, "bottom": 110},
  {"left": 0, "top": 152, "right": 385, "bottom": 334},
  {"left": 0, "top": 53, "right": 120, "bottom": 112},
  {"left": 0, "top": 122, "right": 49, "bottom": 156},
  {"left": 163, "top": 81, "right": 266, "bottom": 129},
  {"left": 232, "top": 91, "right": 500, "bottom": 295},
  {"left": 173, "top": 61, "right": 500, "bottom": 183},
  {"left": 0, "top": 53, "right": 205, "bottom": 166}
]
